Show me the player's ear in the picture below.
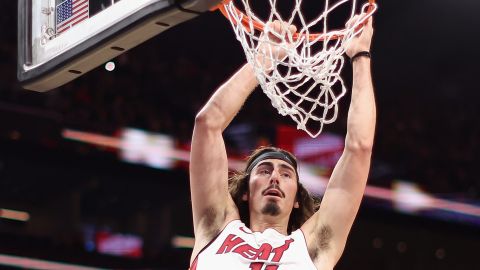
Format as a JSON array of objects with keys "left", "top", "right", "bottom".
[
  {"left": 242, "top": 192, "right": 249, "bottom": 202},
  {"left": 294, "top": 201, "right": 299, "bottom": 208}
]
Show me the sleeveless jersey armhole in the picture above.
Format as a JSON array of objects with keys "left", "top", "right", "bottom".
[
  {"left": 190, "top": 219, "right": 242, "bottom": 269},
  {"left": 297, "top": 228, "right": 320, "bottom": 270}
]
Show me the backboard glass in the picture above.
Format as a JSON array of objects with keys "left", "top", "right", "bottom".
[{"left": 18, "top": 0, "right": 221, "bottom": 92}]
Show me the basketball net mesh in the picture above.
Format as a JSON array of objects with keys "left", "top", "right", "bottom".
[{"left": 222, "top": 0, "right": 376, "bottom": 137}]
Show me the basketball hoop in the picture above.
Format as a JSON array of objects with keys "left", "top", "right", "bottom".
[{"left": 214, "top": 0, "right": 377, "bottom": 138}]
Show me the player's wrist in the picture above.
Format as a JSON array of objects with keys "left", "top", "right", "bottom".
[{"left": 350, "top": 51, "right": 371, "bottom": 63}]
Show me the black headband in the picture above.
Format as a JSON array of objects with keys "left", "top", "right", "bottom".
[{"left": 245, "top": 151, "right": 298, "bottom": 175}]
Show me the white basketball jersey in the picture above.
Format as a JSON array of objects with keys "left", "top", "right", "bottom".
[{"left": 191, "top": 220, "right": 317, "bottom": 269}]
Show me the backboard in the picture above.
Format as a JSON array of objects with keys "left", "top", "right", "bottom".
[{"left": 18, "top": 0, "right": 221, "bottom": 92}]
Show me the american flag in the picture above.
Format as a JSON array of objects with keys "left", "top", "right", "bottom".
[{"left": 56, "top": 0, "right": 89, "bottom": 35}]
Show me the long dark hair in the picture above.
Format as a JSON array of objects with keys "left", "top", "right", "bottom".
[{"left": 228, "top": 146, "right": 319, "bottom": 234}]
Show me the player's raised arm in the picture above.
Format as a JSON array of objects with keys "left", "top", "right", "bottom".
[
  {"left": 189, "top": 62, "right": 258, "bottom": 254},
  {"left": 301, "top": 16, "right": 376, "bottom": 267}
]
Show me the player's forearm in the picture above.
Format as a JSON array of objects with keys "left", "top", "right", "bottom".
[
  {"left": 195, "top": 63, "right": 258, "bottom": 131},
  {"left": 345, "top": 57, "right": 376, "bottom": 152}
]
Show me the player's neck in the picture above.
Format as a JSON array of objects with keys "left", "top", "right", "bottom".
[{"left": 249, "top": 215, "right": 289, "bottom": 235}]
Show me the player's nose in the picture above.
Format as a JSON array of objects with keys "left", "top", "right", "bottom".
[{"left": 269, "top": 170, "right": 280, "bottom": 185}]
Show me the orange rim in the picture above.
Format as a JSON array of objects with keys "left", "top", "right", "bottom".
[{"left": 213, "top": 0, "right": 377, "bottom": 42}]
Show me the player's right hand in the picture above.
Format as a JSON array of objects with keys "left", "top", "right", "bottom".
[{"left": 255, "top": 20, "right": 297, "bottom": 72}]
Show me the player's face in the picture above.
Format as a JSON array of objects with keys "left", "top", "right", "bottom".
[{"left": 247, "top": 159, "right": 298, "bottom": 218}]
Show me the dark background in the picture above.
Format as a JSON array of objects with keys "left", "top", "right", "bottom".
[{"left": 1, "top": 0, "right": 480, "bottom": 269}]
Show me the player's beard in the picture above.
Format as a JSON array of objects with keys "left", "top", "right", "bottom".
[{"left": 261, "top": 200, "right": 280, "bottom": 216}]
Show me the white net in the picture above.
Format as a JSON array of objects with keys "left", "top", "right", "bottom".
[{"left": 221, "top": 0, "right": 376, "bottom": 137}]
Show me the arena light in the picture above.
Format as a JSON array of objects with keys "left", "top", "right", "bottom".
[
  {"left": 0, "top": 208, "right": 30, "bottom": 222},
  {"left": 171, "top": 235, "right": 195, "bottom": 249},
  {"left": 0, "top": 254, "right": 104, "bottom": 270},
  {"left": 62, "top": 129, "right": 120, "bottom": 148}
]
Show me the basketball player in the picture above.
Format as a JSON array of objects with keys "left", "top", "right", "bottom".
[{"left": 189, "top": 15, "right": 375, "bottom": 269}]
